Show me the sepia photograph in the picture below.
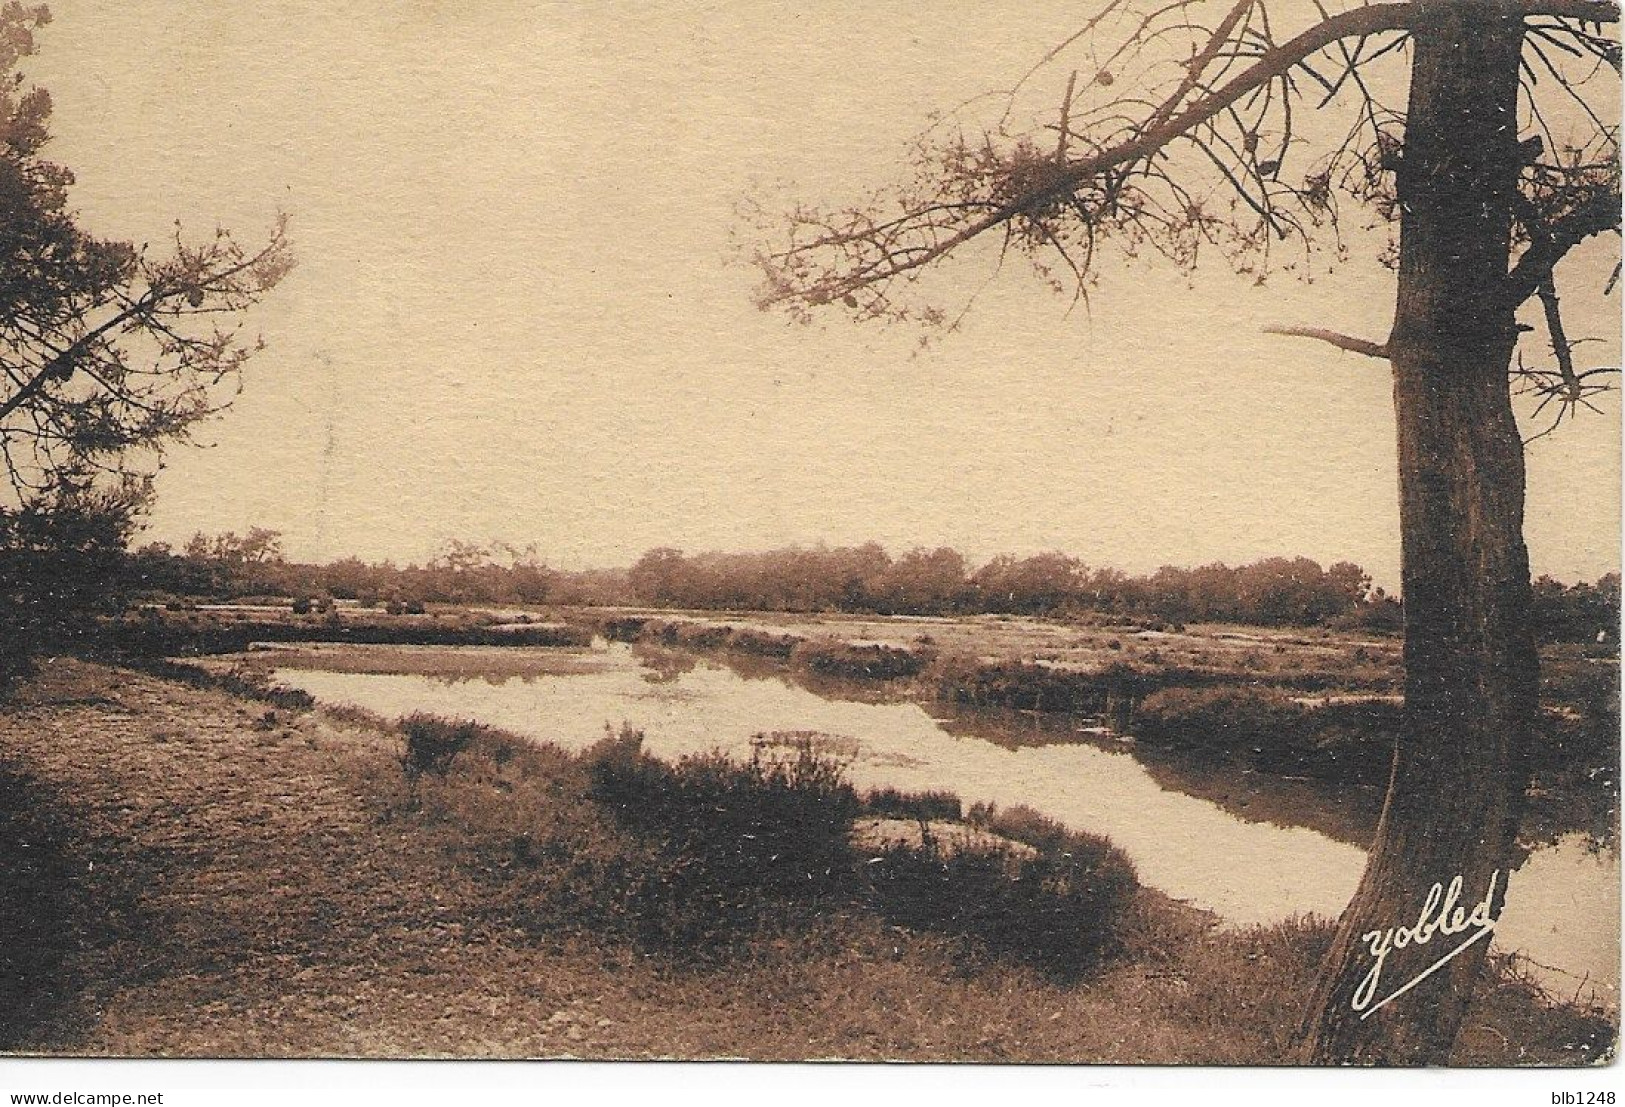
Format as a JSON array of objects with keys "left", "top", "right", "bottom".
[{"left": 0, "top": 0, "right": 1619, "bottom": 1086}]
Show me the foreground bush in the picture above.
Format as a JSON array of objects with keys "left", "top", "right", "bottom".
[
  {"left": 583, "top": 728, "right": 860, "bottom": 948},
  {"left": 863, "top": 802, "right": 1137, "bottom": 980},
  {"left": 394, "top": 712, "right": 1148, "bottom": 981}
]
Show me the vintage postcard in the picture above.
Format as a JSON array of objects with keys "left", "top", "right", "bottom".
[{"left": 0, "top": 0, "right": 1618, "bottom": 1096}]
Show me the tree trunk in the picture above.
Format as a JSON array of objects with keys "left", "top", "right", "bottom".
[{"left": 1296, "top": 4, "right": 1537, "bottom": 1064}]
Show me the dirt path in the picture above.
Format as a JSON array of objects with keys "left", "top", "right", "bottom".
[{"left": 0, "top": 658, "right": 695, "bottom": 1057}]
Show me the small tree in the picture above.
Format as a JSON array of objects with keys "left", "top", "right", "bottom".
[
  {"left": 753, "top": 0, "right": 1619, "bottom": 1063},
  {"left": 0, "top": 5, "right": 290, "bottom": 674}
]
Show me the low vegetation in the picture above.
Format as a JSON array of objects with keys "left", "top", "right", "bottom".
[
  {"left": 863, "top": 786, "right": 963, "bottom": 822},
  {"left": 789, "top": 638, "right": 932, "bottom": 681},
  {"left": 557, "top": 611, "right": 1616, "bottom": 830},
  {"left": 113, "top": 603, "right": 1615, "bottom": 847},
  {"left": 1134, "top": 687, "right": 1396, "bottom": 781},
  {"left": 134, "top": 657, "right": 317, "bottom": 711},
  {"left": 583, "top": 727, "right": 859, "bottom": 949},
  {"left": 862, "top": 803, "right": 1138, "bottom": 979},
  {"left": 381, "top": 713, "right": 1144, "bottom": 979},
  {"left": 373, "top": 707, "right": 1612, "bottom": 1060}
]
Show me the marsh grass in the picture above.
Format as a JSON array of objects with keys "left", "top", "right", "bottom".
[
  {"left": 1132, "top": 686, "right": 1401, "bottom": 787},
  {"left": 727, "top": 627, "right": 804, "bottom": 658},
  {"left": 583, "top": 727, "right": 860, "bottom": 948},
  {"left": 393, "top": 714, "right": 1143, "bottom": 978},
  {"left": 860, "top": 821, "right": 1137, "bottom": 981}
]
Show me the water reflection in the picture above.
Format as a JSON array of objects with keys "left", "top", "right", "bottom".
[{"left": 271, "top": 641, "right": 1619, "bottom": 1007}]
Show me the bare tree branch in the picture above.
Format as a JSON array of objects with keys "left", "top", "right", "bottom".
[
  {"left": 761, "top": 2, "right": 1428, "bottom": 308},
  {"left": 760, "top": 0, "right": 1620, "bottom": 314},
  {"left": 1264, "top": 324, "right": 1390, "bottom": 359},
  {"left": 1535, "top": 272, "right": 1580, "bottom": 392}
]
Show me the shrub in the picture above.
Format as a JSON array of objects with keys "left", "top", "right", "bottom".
[
  {"left": 639, "top": 619, "right": 683, "bottom": 645},
  {"left": 968, "top": 802, "right": 1083, "bottom": 854},
  {"left": 861, "top": 815, "right": 1137, "bottom": 979},
  {"left": 791, "top": 638, "right": 928, "bottom": 680},
  {"left": 1134, "top": 687, "right": 1400, "bottom": 785},
  {"left": 487, "top": 623, "right": 593, "bottom": 647},
  {"left": 1297, "top": 701, "right": 1401, "bottom": 785},
  {"left": 928, "top": 655, "right": 1143, "bottom": 714},
  {"left": 600, "top": 616, "right": 649, "bottom": 642},
  {"left": 583, "top": 726, "right": 859, "bottom": 948},
  {"left": 139, "top": 659, "right": 316, "bottom": 710},
  {"left": 432, "top": 724, "right": 1144, "bottom": 981},
  {"left": 1535, "top": 660, "right": 1621, "bottom": 783},
  {"left": 400, "top": 713, "right": 482, "bottom": 781}
]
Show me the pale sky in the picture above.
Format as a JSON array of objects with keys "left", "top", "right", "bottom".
[{"left": 26, "top": 1, "right": 1621, "bottom": 588}]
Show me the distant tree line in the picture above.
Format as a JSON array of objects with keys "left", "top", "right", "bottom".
[
  {"left": 626, "top": 545, "right": 1377, "bottom": 626},
  {"left": 119, "top": 531, "right": 1620, "bottom": 640},
  {"left": 1532, "top": 573, "right": 1622, "bottom": 644},
  {"left": 127, "top": 535, "right": 558, "bottom": 610}
]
